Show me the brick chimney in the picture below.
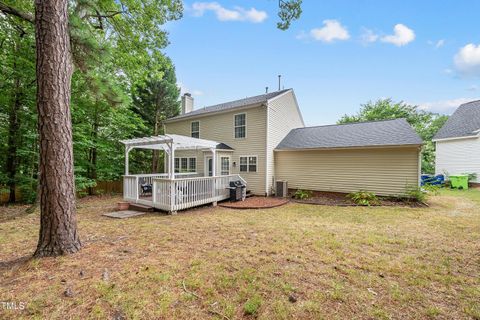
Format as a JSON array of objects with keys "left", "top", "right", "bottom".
[{"left": 181, "top": 93, "right": 194, "bottom": 114}]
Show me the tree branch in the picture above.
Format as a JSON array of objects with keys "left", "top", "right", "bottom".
[
  {"left": 0, "top": 2, "right": 34, "bottom": 23},
  {"left": 86, "top": 11, "right": 124, "bottom": 19}
]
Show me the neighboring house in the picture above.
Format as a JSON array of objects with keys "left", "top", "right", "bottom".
[
  {"left": 433, "top": 100, "right": 480, "bottom": 183},
  {"left": 165, "top": 89, "right": 423, "bottom": 196}
]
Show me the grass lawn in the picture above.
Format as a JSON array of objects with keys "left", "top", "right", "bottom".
[{"left": 1, "top": 189, "right": 479, "bottom": 319}]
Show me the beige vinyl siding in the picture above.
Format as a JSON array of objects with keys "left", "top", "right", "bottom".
[
  {"left": 266, "top": 91, "right": 304, "bottom": 194},
  {"left": 165, "top": 106, "right": 267, "bottom": 194},
  {"left": 435, "top": 138, "right": 480, "bottom": 182},
  {"left": 275, "top": 147, "right": 420, "bottom": 196}
]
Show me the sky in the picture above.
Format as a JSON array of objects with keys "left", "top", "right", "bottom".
[{"left": 164, "top": 0, "right": 480, "bottom": 126}]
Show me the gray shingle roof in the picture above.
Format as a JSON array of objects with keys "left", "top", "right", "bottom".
[
  {"left": 276, "top": 118, "right": 423, "bottom": 150},
  {"left": 433, "top": 100, "right": 480, "bottom": 140},
  {"left": 216, "top": 143, "right": 234, "bottom": 150},
  {"left": 166, "top": 89, "right": 291, "bottom": 122}
]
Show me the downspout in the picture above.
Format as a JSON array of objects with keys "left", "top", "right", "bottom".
[
  {"left": 418, "top": 145, "right": 422, "bottom": 187},
  {"left": 265, "top": 103, "right": 269, "bottom": 196}
]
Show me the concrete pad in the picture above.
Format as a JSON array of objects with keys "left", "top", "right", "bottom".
[{"left": 103, "top": 210, "right": 147, "bottom": 219}]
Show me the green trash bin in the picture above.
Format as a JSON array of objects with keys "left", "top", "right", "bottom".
[{"left": 449, "top": 175, "right": 469, "bottom": 190}]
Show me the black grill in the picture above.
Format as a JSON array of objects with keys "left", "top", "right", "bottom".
[{"left": 226, "top": 180, "right": 246, "bottom": 201}]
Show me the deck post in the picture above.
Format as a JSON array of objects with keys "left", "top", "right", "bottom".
[
  {"left": 211, "top": 148, "right": 217, "bottom": 198},
  {"left": 125, "top": 146, "right": 132, "bottom": 175},
  {"left": 169, "top": 143, "right": 176, "bottom": 212}
]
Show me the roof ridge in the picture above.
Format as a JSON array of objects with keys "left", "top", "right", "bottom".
[
  {"left": 198, "top": 88, "right": 291, "bottom": 110},
  {"left": 292, "top": 118, "right": 407, "bottom": 131}
]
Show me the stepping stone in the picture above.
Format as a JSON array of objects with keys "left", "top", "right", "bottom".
[{"left": 103, "top": 210, "right": 147, "bottom": 219}]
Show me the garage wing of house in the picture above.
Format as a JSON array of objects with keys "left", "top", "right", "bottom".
[{"left": 274, "top": 118, "right": 424, "bottom": 196}]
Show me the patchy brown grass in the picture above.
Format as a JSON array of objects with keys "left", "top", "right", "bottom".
[{"left": 0, "top": 190, "right": 479, "bottom": 320}]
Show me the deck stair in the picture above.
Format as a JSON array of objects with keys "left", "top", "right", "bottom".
[{"left": 128, "top": 203, "right": 155, "bottom": 212}]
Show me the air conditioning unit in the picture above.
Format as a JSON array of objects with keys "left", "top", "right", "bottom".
[{"left": 276, "top": 180, "right": 288, "bottom": 198}]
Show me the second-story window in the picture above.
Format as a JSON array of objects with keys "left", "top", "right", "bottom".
[
  {"left": 234, "top": 113, "right": 246, "bottom": 139},
  {"left": 191, "top": 121, "right": 199, "bottom": 138}
]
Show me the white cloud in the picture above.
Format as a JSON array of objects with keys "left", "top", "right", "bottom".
[
  {"left": 191, "top": 2, "right": 267, "bottom": 23},
  {"left": 360, "top": 28, "right": 378, "bottom": 45},
  {"left": 381, "top": 24, "right": 415, "bottom": 46},
  {"left": 428, "top": 39, "right": 445, "bottom": 48},
  {"left": 178, "top": 82, "right": 203, "bottom": 96},
  {"left": 309, "top": 20, "right": 350, "bottom": 42},
  {"left": 295, "top": 30, "right": 308, "bottom": 40},
  {"left": 435, "top": 39, "right": 445, "bottom": 48},
  {"left": 417, "top": 97, "right": 479, "bottom": 114},
  {"left": 454, "top": 43, "right": 480, "bottom": 76}
]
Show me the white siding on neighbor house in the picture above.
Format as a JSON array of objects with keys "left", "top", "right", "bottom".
[
  {"left": 275, "top": 147, "right": 421, "bottom": 196},
  {"left": 266, "top": 91, "right": 304, "bottom": 194},
  {"left": 165, "top": 106, "right": 267, "bottom": 195},
  {"left": 435, "top": 137, "right": 480, "bottom": 182}
]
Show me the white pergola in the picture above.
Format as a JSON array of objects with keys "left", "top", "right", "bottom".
[{"left": 120, "top": 134, "right": 220, "bottom": 178}]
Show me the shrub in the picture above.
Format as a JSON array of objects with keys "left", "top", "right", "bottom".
[
  {"left": 347, "top": 190, "right": 379, "bottom": 206},
  {"left": 423, "top": 184, "right": 440, "bottom": 196},
  {"left": 293, "top": 189, "right": 312, "bottom": 200},
  {"left": 406, "top": 186, "right": 427, "bottom": 202},
  {"left": 244, "top": 295, "right": 262, "bottom": 315},
  {"left": 465, "top": 173, "right": 477, "bottom": 182}
]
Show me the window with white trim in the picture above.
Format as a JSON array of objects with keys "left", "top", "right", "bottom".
[
  {"left": 181, "top": 158, "right": 188, "bottom": 172},
  {"left": 191, "top": 121, "right": 199, "bottom": 138},
  {"left": 239, "top": 156, "right": 257, "bottom": 172},
  {"left": 189, "top": 158, "right": 196, "bottom": 172},
  {"left": 174, "top": 158, "right": 180, "bottom": 173},
  {"left": 239, "top": 157, "right": 248, "bottom": 172},
  {"left": 220, "top": 157, "right": 230, "bottom": 175},
  {"left": 174, "top": 157, "right": 197, "bottom": 173},
  {"left": 234, "top": 113, "right": 246, "bottom": 138},
  {"left": 248, "top": 156, "right": 257, "bottom": 172}
]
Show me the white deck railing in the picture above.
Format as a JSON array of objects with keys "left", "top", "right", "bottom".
[{"left": 123, "top": 174, "right": 245, "bottom": 213}]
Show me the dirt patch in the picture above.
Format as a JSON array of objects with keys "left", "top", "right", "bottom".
[
  {"left": 219, "top": 196, "right": 289, "bottom": 209},
  {"left": 291, "top": 191, "right": 423, "bottom": 207}
]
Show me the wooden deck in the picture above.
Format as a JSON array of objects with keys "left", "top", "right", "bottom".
[{"left": 123, "top": 174, "right": 245, "bottom": 213}]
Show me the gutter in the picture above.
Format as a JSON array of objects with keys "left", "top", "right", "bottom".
[
  {"left": 432, "top": 134, "right": 479, "bottom": 143},
  {"left": 274, "top": 144, "right": 423, "bottom": 152}
]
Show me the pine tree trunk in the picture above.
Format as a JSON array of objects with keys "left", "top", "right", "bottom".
[{"left": 34, "top": 0, "right": 81, "bottom": 257}]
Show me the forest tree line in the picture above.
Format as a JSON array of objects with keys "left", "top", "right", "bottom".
[{"left": 0, "top": 0, "right": 183, "bottom": 203}]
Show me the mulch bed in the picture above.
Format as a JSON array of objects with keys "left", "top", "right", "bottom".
[
  {"left": 291, "top": 191, "right": 425, "bottom": 208},
  {"left": 219, "top": 196, "right": 289, "bottom": 209}
]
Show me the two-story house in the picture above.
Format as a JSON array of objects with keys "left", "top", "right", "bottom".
[
  {"left": 164, "top": 89, "right": 304, "bottom": 195},
  {"left": 164, "top": 89, "right": 423, "bottom": 197}
]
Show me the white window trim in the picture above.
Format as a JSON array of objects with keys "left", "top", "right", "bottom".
[
  {"left": 174, "top": 158, "right": 180, "bottom": 173},
  {"left": 191, "top": 120, "right": 200, "bottom": 138},
  {"left": 188, "top": 157, "right": 197, "bottom": 173},
  {"left": 204, "top": 155, "right": 212, "bottom": 176},
  {"left": 174, "top": 157, "right": 197, "bottom": 173},
  {"left": 233, "top": 113, "right": 247, "bottom": 139},
  {"left": 239, "top": 155, "right": 258, "bottom": 173},
  {"left": 220, "top": 155, "right": 231, "bottom": 176}
]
